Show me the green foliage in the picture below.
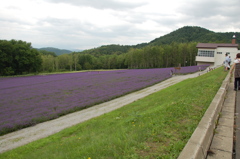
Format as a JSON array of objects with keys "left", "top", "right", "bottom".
[
  {"left": 0, "top": 67, "right": 227, "bottom": 159},
  {"left": 81, "top": 44, "right": 132, "bottom": 57},
  {"left": 38, "top": 49, "right": 57, "bottom": 57},
  {"left": 42, "top": 42, "right": 197, "bottom": 72},
  {"left": 0, "top": 40, "right": 42, "bottom": 76},
  {"left": 125, "top": 42, "right": 197, "bottom": 68}
]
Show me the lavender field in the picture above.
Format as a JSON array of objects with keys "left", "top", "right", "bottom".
[{"left": 0, "top": 65, "right": 209, "bottom": 135}]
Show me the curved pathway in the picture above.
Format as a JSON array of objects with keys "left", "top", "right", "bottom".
[{"left": 0, "top": 70, "right": 208, "bottom": 153}]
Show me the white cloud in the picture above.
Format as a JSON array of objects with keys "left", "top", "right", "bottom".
[
  {"left": 45, "top": 0, "right": 146, "bottom": 10},
  {"left": 0, "top": 0, "right": 240, "bottom": 50}
]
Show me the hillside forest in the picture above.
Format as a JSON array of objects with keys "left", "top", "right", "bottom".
[{"left": 1, "top": 26, "right": 240, "bottom": 76}]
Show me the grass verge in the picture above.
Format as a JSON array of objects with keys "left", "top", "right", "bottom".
[{"left": 0, "top": 67, "right": 228, "bottom": 159}]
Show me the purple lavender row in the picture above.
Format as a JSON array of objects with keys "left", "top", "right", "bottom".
[{"left": 0, "top": 65, "right": 209, "bottom": 134}]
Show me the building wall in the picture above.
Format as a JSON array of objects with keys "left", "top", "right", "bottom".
[
  {"left": 196, "top": 48, "right": 216, "bottom": 66},
  {"left": 197, "top": 62, "right": 214, "bottom": 66},
  {"left": 196, "top": 47, "right": 239, "bottom": 66},
  {"left": 215, "top": 47, "right": 238, "bottom": 66}
]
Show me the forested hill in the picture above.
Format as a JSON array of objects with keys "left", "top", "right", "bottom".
[
  {"left": 81, "top": 26, "right": 240, "bottom": 56},
  {"left": 38, "top": 47, "right": 72, "bottom": 56},
  {"left": 149, "top": 26, "right": 240, "bottom": 45}
]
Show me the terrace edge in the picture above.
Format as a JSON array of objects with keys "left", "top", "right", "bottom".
[{"left": 177, "top": 70, "right": 231, "bottom": 158}]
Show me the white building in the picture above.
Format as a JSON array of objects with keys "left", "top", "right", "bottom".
[{"left": 195, "top": 35, "right": 239, "bottom": 67}]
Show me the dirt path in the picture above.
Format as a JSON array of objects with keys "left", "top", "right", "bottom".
[{"left": 0, "top": 70, "right": 208, "bottom": 153}]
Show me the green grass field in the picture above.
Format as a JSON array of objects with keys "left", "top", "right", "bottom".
[{"left": 0, "top": 67, "right": 228, "bottom": 159}]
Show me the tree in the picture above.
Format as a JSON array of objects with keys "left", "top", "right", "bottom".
[
  {"left": 72, "top": 53, "right": 79, "bottom": 71},
  {"left": 28, "top": 49, "right": 42, "bottom": 73},
  {"left": 0, "top": 40, "right": 14, "bottom": 75},
  {"left": 78, "top": 54, "right": 94, "bottom": 70},
  {"left": 0, "top": 40, "right": 42, "bottom": 76},
  {"left": 58, "top": 54, "right": 70, "bottom": 71},
  {"left": 41, "top": 54, "right": 55, "bottom": 72}
]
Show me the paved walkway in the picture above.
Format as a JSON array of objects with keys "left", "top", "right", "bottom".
[
  {"left": 207, "top": 78, "right": 235, "bottom": 159},
  {"left": 0, "top": 70, "right": 208, "bottom": 153}
]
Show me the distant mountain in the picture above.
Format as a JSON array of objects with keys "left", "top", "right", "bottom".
[
  {"left": 81, "top": 26, "right": 240, "bottom": 56},
  {"left": 38, "top": 47, "right": 72, "bottom": 56}
]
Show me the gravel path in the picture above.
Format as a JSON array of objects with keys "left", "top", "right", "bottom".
[{"left": 0, "top": 70, "right": 207, "bottom": 153}]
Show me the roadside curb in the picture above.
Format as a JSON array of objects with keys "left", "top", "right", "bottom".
[{"left": 178, "top": 71, "right": 231, "bottom": 159}]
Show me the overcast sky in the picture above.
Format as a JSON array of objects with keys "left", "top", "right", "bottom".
[{"left": 1, "top": 0, "right": 240, "bottom": 50}]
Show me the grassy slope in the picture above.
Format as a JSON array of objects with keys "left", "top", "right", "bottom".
[{"left": 0, "top": 67, "right": 227, "bottom": 159}]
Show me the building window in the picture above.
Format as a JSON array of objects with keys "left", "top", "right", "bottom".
[
  {"left": 217, "top": 52, "right": 222, "bottom": 54},
  {"left": 198, "top": 50, "right": 215, "bottom": 57}
]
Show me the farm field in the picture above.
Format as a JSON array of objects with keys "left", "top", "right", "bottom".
[
  {"left": 0, "top": 66, "right": 227, "bottom": 159},
  {"left": 0, "top": 65, "right": 209, "bottom": 135}
]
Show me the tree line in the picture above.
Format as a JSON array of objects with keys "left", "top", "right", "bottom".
[
  {"left": 0, "top": 39, "right": 198, "bottom": 76},
  {"left": 40, "top": 42, "right": 198, "bottom": 72}
]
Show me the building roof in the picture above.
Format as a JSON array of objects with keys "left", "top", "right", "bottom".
[{"left": 196, "top": 43, "right": 239, "bottom": 49}]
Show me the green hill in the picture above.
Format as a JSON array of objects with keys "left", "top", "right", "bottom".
[
  {"left": 81, "top": 26, "right": 240, "bottom": 56},
  {"left": 149, "top": 26, "right": 240, "bottom": 45}
]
